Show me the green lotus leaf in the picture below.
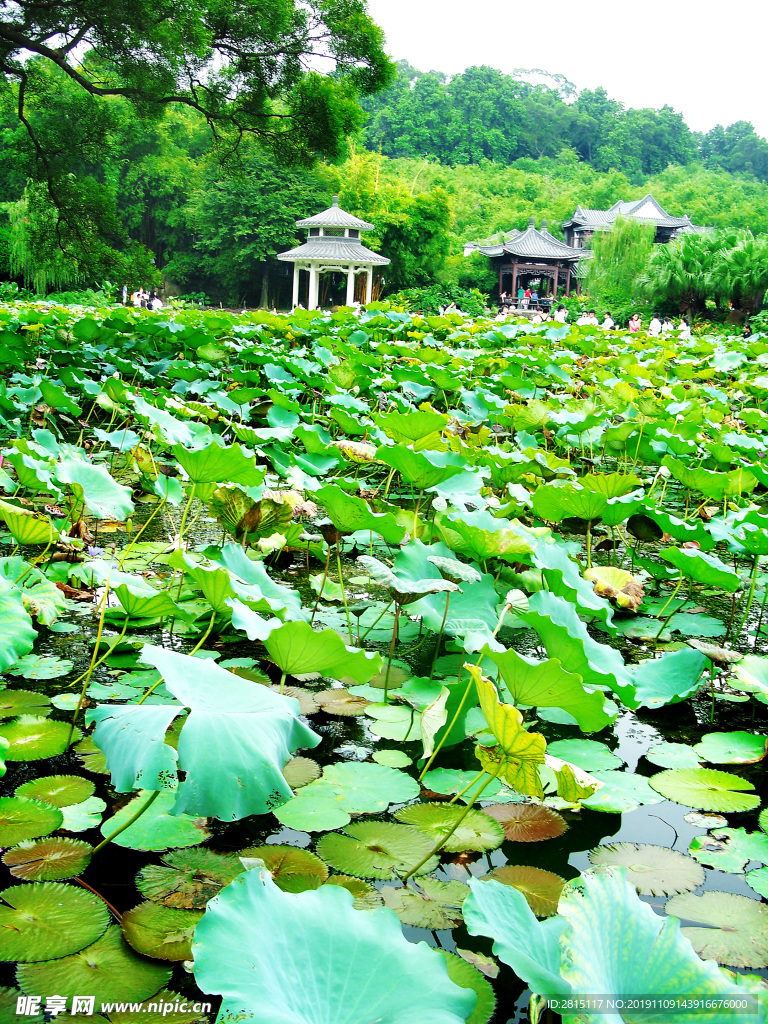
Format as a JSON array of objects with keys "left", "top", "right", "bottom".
[
  {"left": 486, "top": 865, "right": 566, "bottom": 917},
  {"left": 588, "top": 843, "right": 704, "bottom": 896},
  {"left": 689, "top": 827, "right": 768, "bottom": 873},
  {"left": 381, "top": 879, "right": 467, "bottom": 930},
  {"left": 747, "top": 867, "right": 768, "bottom": 898},
  {"left": 376, "top": 445, "right": 466, "bottom": 490},
  {"left": 440, "top": 951, "right": 497, "bottom": 1024},
  {"left": 121, "top": 902, "right": 202, "bottom": 960},
  {"left": 322, "top": 875, "right": 383, "bottom": 910},
  {"left": 0, "top": 881, "right": 109, "bottom": 962},
  {"left": 3, "top": 836, "right": 92, "bottom": 881},
  {"left": 112, "top": 582, "right": 192, "bottom": 621},
  {"left": 263, "top": 619, "right": 382, "bottom": 681},
  {"left": 0, "top": 986, "right": 43, "bottom": 1022},
  {"left": 649, "top": 768, "right": 760, "bottom": 813},
  {"left": 192, "top": 869, "right": 475, "bottom": 1024},
  {"left": 694, "top": 731, "right": 767, "bottom": 764},
  {"left": 357, "top": 554, "right": 458, "bottom": 606},
  {"left": 172, "top": 441, "right": 264, "bottom": 486},
  {"left": 121, "top": 645, "right": 321, "bottom": 819},
  {"left": 665, "top": 891, "right": 768, "bottom": 968},
  {"left": 427, "top": 555, "right": 483, "bottom": 583},
  {"left": 0, "top": 689, "right": 51, "bottom": 720},
  {"left": 203, "top": 543, "right": 305, "bottom": 620},
  {"left": 313, "top": 484, "right": 405, "bottom": 543},
  {"left": 60, "top": 795, "right": 107, "bottom": 833},
  {"left": 581, "top": 770, "right": 665, "bottom": 813},
  {"left": 136, "top": 848, "right": 245, "bottom": 909},
  {"left": 0, "top": 796, "right": 63, "bottom": 845},
  {"left": 557, "top": 869, "right": 749, "bottom": 1014},
  {"left": 627, "top": 647, "right": 707, "bottom": 709},
  {"left": 463, "top": 877, "right": 570, "bottom": 996},
  {"left": 316, "top": 822, "right": 440, "bottom": 880},
  {"left": 530, "top": 537, "right": 616, "bottom": 630},
  {"left": 8, "top": 655, "right": 73, "bottom": 680},
  {"left": 660, "top": 547, "right": 741, "bottom": 593},
  {"left": 0, "top": 716, "right": 81, "bottom": 760},
  {"left": 282, "top": 755, "right": 321, "bottom": 787},
  {"left": 272, "top": 791, "right": 351, "bottom": 832},
  {"left": 0, "top": 498, "right": 57, "bottom": 545},
  {"left": 16, "top": 775, "right": 94, "bottom": 807},
  {"left": 485, "top": 648, "right": 614, "bottom": 733},
  {"left": 17, "top": 924, "right": 171, "bottom": 1001},
  {"left": 545, "top": 739, "right": 623, "bottom": 772},
  {"left": 482, "top": 803, "right": 567, "bottom": 842},
  {"left": 73, "top": 735, "right": 109, "bottom": 774},
  {"left": 131, "top": 395, "right": 199, "bottom": 446},
  {"left": 645, "top": 742, "right": 703, "bottom": 769},
  {"left": 531, "top": 482, "right": 609, "bottom": 522},
  {"left": 0, "top": 580, "right": 37, "bottom": 672},
  {"left": 372, "top": 749, "right": 412, "bottom": 768},
  {"left": 237, "top": 845, "right": 328, "bottom": 893},
  {"left": 440, "top": 510, "right": 535, "bottom": 563},
  {"left": 395, "top": 803, "right": 505, "bottom": 853},
  {"left": 55, "top": 457, "right": 134, "bottom": 520},
  {"left": 732, "top": 655, "right": 768, "bottom": 704},
  {"left": 0, "top": 557, "right": 68, "bottom": 624},
  {"left": 99, "top": 790, "right": 210, "bottom": 851},
  {"left": 375, "top": 409, "right": 449, "bottom": 448},
  {"left": 87, "top": 703, "right": 181, "bottom": 793}
]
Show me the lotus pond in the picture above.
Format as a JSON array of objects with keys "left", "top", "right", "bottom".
[{"left": 0, "top": 302, "right": 767, "bottom": 1023}]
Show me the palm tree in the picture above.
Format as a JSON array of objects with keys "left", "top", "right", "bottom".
[
  {"left": 711, "top": 235, "right": 768, "bottom": 316},
  {"left": 638, "top": 233, "right": 719, "bottom": 315}
]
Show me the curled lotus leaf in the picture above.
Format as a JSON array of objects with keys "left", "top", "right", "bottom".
[
  {"left": 395, "top": 803, "right": 505, "bottom": 853},
  {"left": 427, "top": 555, "right": 482, "bottom": 584},
  {"left": 588, "top": 843, "right": 704, "bottom": 896},
  {"left": 357, "top": 554, "right": 459, "bottom": 605},
  {"left": 482, "top": 803, "right": 567, "bottom": 843}
]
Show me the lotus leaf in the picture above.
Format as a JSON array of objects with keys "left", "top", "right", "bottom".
[
  {"left": 666, "top": 891, "right": 768, "bottom": 968},
  {"left": 0, "top": 499, "right": 57, "bottom": 545},
  {"left": 581, "top": 770, "right": 664, "bottom": 813},
  {"left": 649, "top": 768, "right": 760, "bottom": 812},
  {"left": 482, "top": 803, "right": 567, "bottom": 842},
  {"left": 0, "top": 796, "right": 63, "bottom": 845},
  {"left": 584, "top": 565, "right": 644, "bottom": 611},
  {"left": 172, "top": 441, "right": 264, "bottom": 485},
  {"left": 660, "top": 547, "right": 741, "bottom": 593},
  {"left": 55, "top": 457, "right": 134, "bottom": 520},
  {"left": 0, "top": 580, "right": 36, "bottom": 672},
  {"left": 646, "top": 742, "right": 703, "bottom": 769},
  {"left": 192, "top": 869, "right": 475, "bottom": 1024},
  {"left": 747, "top": 867, "right": 768, "bottom": 898},
  {"left": 60, "top": 795, "right": 107, "bottom": 833},
  {"left": 372, "top": 749, "right": 412, "bottom": 768},
  {"left": 99, "top": 790, "right": 210, "bottom": 851},
  {"left": 732, "top": 655, "right": 768, "bottom": 704},
  {"left": 136, "top": 848, "right": 244, "bottom": 909},
  {"left": 395, "top": 803, "right": 505, "bottom": 853},
  {"left": 238, "top": 845, "right": 328, "bottom": 892},
  {"left": 693, "top": 731, "right": 767, "bottom": 764},
  {"left": 689, "top": 827, "right": 768, "bottom": 872},
  {"left": 0, "top": 881, "right": 109, "bottom": 962},
  {"left": 322, "top": 875, "right": 382, "bottom": 910},
  {"left": 545, "top": 739, "right": 623, "bottom": 772},
  {"left": 282, "top": 755, "right": 321, "bottom": 787},
  {"left": 376, "top": 445, "right": 466, "bottom": 490},
  {"left": 9, "top": 654, "right": 73, "bottom": 679},
  {"left": 3, "top": 836, "right": 92, "bottom": 880},
  {"left": 313, "top": 484, "right": 405, "bottom": 543},
  {"left": 486, "top": 865, "right": 566, "bottom": 917},
  {"left": 357, "top": 554, "right": 459, "bottom": 605},
  {"left": 588, "top": 843, "right": 704, "bottom": 896},
  {"left": 121, "top": 902, "right": 202, "bottom": 960},
  {"left": 316, "top": 822, "right": 440, "bottom": 879},
  {"left": 264, "top": 619, "right": 382, "bottom": 682}
]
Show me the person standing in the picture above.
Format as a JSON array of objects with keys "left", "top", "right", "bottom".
[
  {"left": 517, "top": 285, "right": 525, "bottom": 308},
  {"left": 648, "top": 313, "right": 662, "bottom": 336},
  {"left": 523, "top": 287, "right": 531, "bottom": 309}
]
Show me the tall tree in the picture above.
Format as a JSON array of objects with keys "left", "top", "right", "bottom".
[{"left": 586, "top": 216, "right": 655, "bottom": 301}]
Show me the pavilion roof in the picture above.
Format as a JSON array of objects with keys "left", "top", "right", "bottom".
[
  {"left": 564, "top": 194, "right": 704, "bottom": 232},
  {"left": 277, "top": 237, "right": 390, "bottom": 265},
  {"left": 295, "top": 196, "right": 375, "bottom": 231},
  {"left": 469, "top": 218, "right": 585, "bottom": 261}
]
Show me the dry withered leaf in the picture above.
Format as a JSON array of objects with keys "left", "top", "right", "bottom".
[{"left": 584, "top": 566, "right": 645, "bottom": 612}]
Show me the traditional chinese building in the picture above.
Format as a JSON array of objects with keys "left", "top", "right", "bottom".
[
  {"left": 277, "top": 197, "right": 390, "bottom": 310},
  {"left": 465, "top": 217, "right": 589, "bottom": 303},
  {"left": 562, "top": 194, "right": 708, "bottom": 249}
]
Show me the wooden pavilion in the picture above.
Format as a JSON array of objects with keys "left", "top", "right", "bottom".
[{"left": 562, "top": 195, "right": 708, "bottom": 249}]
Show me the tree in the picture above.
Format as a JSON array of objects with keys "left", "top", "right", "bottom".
[
  {"left": 637, "top": 233, "right": 721, "bottom": 315},
  {"left": 711, "top": 234, "right": 768, "bottom": 315},
  {"left": 585, "top": 215, "right": 655, "bottom": 301}
]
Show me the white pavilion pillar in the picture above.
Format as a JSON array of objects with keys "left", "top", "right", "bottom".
[
  {"left": 292, "top": 267, "right": 300, "bottom": 309},
  {"left": 345, "top": 266, "right": 356, "bottom": 306},
  {"left": 365, "top": 266, "right": 373, "bottom": 304},
  {"left": 308, "top": 265, "right": 319, "bottom": 310}
]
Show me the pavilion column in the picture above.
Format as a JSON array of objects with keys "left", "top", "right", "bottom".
[
  {"left": 345, "top": 266, "right": 356, "bottom": 306},
  {"left": 308, "top": 266, "right": 319, "bottom": 310},
  {"left": 511, "top": 263, "right": 518, "bottom": 306},
  {"left": 292, "top": 267, "right": 300, "bottom": 309},
  {"left": 552, "top": 269, "right": 557, "bottom": 299},
  {"left": 498, "top": 264, "right": 503, "bottom": 297},
  {"left": 565, "top": 268, "right": 571, "bottom": 297},
  {"left": 365, "top": 267, "right": 373, "bottom": 304}
]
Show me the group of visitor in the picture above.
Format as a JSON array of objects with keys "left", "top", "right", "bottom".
[
  {"left": 499, "top": 286, "right": 548, "bottom": 311},
  {"left": 628, "top": 313, "right": 691, "bottom": 338},
  {"left": 123, "top": 285, "right": 164, "bottom": 310}
]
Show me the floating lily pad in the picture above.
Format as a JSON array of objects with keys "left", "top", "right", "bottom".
[
  {"left": 381, "top": 879, "right": 467, "bottom": 930},
  {"left": 482, "top": 803, "right": 567, "bottom": 843},
  {"left": 0, "top": 690, "right": 51, "bottom": 720},
  {"left": 747, "top": 867, "right": 768, "bottom": 898},
  {"left": 121, "top": 902, "right": 203, "bottom": 960},
  {"left": 684, "top": 811, "right": 728, "bottom": 829},
  {"left": 323, "top": 875, "right": 383, "bottom": 910},
  {"left": 238, "top": 845, "right": 328, "bottom": 893},
  {"left": 73, "top": 736, "right": 109, "bottom": 775},
  {"left": 271, "top": 685, "right": 318, "bottom": 715},
  {"left": 99, "top": 791, "right": 210, "bottom": 851},
  {"left": 645, "top": 742, "right": 702, "bottom": 770},
  {"left": 16, "top": 775, "right": 95, "bottom": 808},
  {"left": 441, "top": 950, "right": 497, "bottom": 1024},
  {"left": 0, "top": 796, "right": 63, "bottom": 846},
  {"left": 8, "top": 655, "right": 74, "bottom": 680},
  {"left": 589, "top": 843, "right": 704, "bottom": 896},
  {"left": 316, "top": 822, "right": 439, "bottom": 879},
  {"left": 581, "top": 771, "right": 664, "bottom": 813},
  {"left": 282, "top": 756, "right": 321, "bottom": 790},
  {"left": 136, "top": 848, "right": 244, "bottom": 909},
  {"left": 315, "top": 688, "right": 370, "bottom": 716},
  {"left": 3, "top": 837, "right": 92, "bottom": 880},
  {"left": 16, "top": 924, "right": 171, "bottom": 1001},
  {"left": 421, "top": 768, "right": 502, "bottom": 804},
  {"left": 666, "top": 891, "right": 768, "bottom": 967},
  {"left": 395, "top": 803, "right": 505, "bottom": 853},
  {"left": 0, "top": 881, "right": 109, "bottom": 961},
  {"left": 372, "top": 749, "right": 412, "bottom": 768},
  {"left": 0, "top": 986, "right": 43, "bottom": 1021},
  {"left": 693, "top": 731, "right": 768, "bottom": 765},
  {"left": 546, "top": 738, "right": 623, "bottom": 772},
  {"left": 0, "top": 716, "right": 81, "bottom": 760},
  {"left": 486, "top": 865, "right": 566, "bottom": 917},
  {"left": 649, "top": 768, "right": 760, "bottom": 813},
  {"left": 60, "top": 796, "right": 107, "bottom": 833},
  {"left": 689, "top": 828, "right": 768, "bottom": 873}
]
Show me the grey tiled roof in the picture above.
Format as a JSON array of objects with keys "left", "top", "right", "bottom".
[
  {"left": 295, "top": 197, "right": 375, "bottom": 231},
  {"left": 564, "top": 195, "right": 700, "bottom": 231},
  {"left": 473, "top": 218, "right": 583, "bottom": 260},
  {"left": 277, "top": 238, "right": 390, "bottom": 265}
]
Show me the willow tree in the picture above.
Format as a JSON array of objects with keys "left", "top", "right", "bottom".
[{"left": 585, "top": 215, "right": 655, "bottom": 300}]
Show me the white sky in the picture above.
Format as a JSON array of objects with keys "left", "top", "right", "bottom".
[{"left": 366, "top": 0, "right": 768, "bottom": 139}]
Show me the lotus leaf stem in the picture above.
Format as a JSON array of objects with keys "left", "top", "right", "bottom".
[
  {"left": 335, "top": 542, "right": 353, "bottom": 644},
  {"left": 428, "top": 592, "right": 451, "bottom": 680},
  {"left": 310, "top": 546, "right": 331, "bottom": 624},
  {"left": 734, "top": 555, "right": 761, "bottom": 639},
  {"left": 383, "top": 603, "right": 401, "bottom": 704},
  {"left": 418, "top": 663, "right": 470, "bottom": 782},
  {"left": 278, "top": 671, "right": 287, "bottom": 695},
  {"left": 176, "top": 481, "right": 197, "bottom": 548},
  {"left": 91, "top": 788, "right": 161, "bottom": 856},
  {"left": 73, "top": 877, "right": 122, "bottom": 921},
  {"left": 653, "top": 570, "right": 683, "bottom": 639},
  {"left": 118, "top": 497, "right": 167, "bottom": 569},
  {"left": 189, "top": 608, "right": 217, "bottom": 656},
  {"left": 360, "top": 599, "right": 393, "bottom": 641},
  {"left": 447, "top": 767, "right": 487, "bottom": 805},
  {"left": 67, "top": 585, "right": 116, "bottom": 746}
]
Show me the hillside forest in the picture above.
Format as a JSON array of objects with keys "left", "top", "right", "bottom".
[{"left": 4, "top": 58, "right": 768, "bottom": 310}]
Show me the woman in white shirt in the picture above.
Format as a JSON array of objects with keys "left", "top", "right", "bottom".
[{"left": 648, "top": 314, "right": 662, "bottom": 336}]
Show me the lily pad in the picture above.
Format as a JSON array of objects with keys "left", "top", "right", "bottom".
[
  {"left": 372, "top": 749, "right": 412, "bottom": 768},
  {"left": 3, "top": 837, "right": 92, "bottom": 881},
  {"left": 315, "top": 689, "right": 370, "bottom": 716},
  {"left": 282, "top": 756, "right": 321, "bottom": 789},
  {"left": 746, "top": 867, "right": 768, "bottom": 898},
  {"left": 421, "top": 768, "right": 502, "bottom": 804},
  {"left": 0, "top": 716, "right": 81, "bottom": 761},
  {"left": 8, "top": 655, "right": 74, "bottom": 680},
  {"left": 0, "top": 797, "right": 63, "bottom": 846},
  {"left": 395, "top": 803, "right": 505, "bottom": 853},
  {"left": 689, "top": 828, "right": 768, "bottom": 873},
  {"left": 99, "top": 791, "right": 210, "bottom": 851},
  {"left": 581, "top": 771, "right": 665, "bottom": 813},
  {"left": 136, "top": 848, "right": 244, "bottom": 909},
  {"left": 486, "top": 865, "right": 566, "bottom": 917},
  {"left": 381, "top": 879, "right": 467, "bottom": 930},
  {"left": 545, "top": 738, "right": 623, "bottom": 772},
  {"left": 482, "top": 803, "right": 567, "bottom": 843},
  {"left": 323, "top": 875, "right": 383, "bottom": 910},
  {"left": 16, "top": 775, "right": 95, "bottom": 807},
  {"left": 441, "top": 951, "right": 497, "bottom": 1024},
  {"left": 645, "top": 742, "right": 702, "bottom": 770},
  {"left": 121, "top": 902, "right": 203, "bottom": 960},
  {"left": 588, "top": 843, "right": 704, "bottom": 896},
  {"left": 666, "top": 891, "right": 768, "bottom": 967},
  {"left": 693, "top": 731, "right": 767, "bottom": 765},
  {"left": 237, "top": 845, "right": 328, "bottom": 893},
  {"left": 0, "top": 881, "right": 109, "bottom": 961},
  {"left": 60, "top": 796, "right": 107, "bottom": 833},
  {"left": 0, "top": 690, "right": 51, "bottom": 720},
  {"left": 316, "top": 822, "right": 440, "bottom": 879},
  {"left": 649, "top": 768, "right": 760, "bottom": 813},
  {"left": 17, "top": 924, "right": 171, "bottom": 1001}
]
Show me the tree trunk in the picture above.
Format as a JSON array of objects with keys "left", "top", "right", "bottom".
[{"left": 259, "top": 262, "right": 269, "bottom": 309}]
